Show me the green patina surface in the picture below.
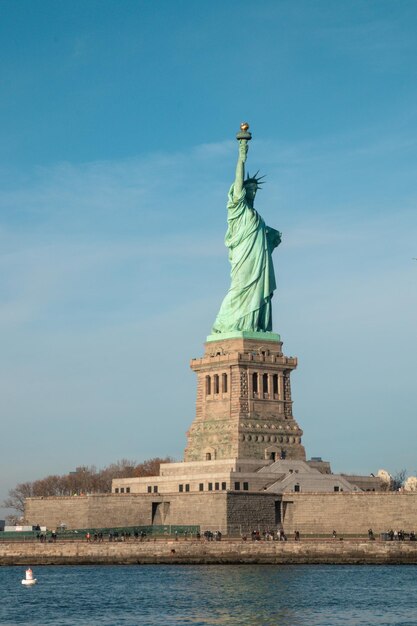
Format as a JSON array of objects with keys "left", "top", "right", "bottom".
[
  {"left": 206, "top": 331, "right": 281, "bottom": 343},
  {"left": 211, "top": 125, "right": 281, "bottom": 335}
]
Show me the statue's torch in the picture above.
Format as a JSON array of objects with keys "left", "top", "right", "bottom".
[{"left": 236, "top": 122, "right": 252, "bottom": 141}]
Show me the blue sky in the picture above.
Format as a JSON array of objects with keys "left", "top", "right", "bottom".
[{"left": 1, "top": 0, "right": 417, "bottom": 519}]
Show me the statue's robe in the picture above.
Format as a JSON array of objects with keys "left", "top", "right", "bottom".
[{"left": 212, "top": 184, "right": 281, "bottom": 334}]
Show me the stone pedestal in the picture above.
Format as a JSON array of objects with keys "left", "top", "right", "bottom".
[{"left": 184, "top": 332, "right": 306, "bottom": 462}]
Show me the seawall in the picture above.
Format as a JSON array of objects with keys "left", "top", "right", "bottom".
[{"left": 1, "top": 540, "right": 417, "bottom": 565}]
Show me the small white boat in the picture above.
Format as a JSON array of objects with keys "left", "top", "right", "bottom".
[{"left": 21, "top": 568, "right": 37, "bottom": 586}]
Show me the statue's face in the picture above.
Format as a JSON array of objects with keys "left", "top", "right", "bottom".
[{"left": 245, "top": 183, "right": 257, "bottom": 202}]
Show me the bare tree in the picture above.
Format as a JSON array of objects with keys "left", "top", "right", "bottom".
[
  {"left": 390, "top": 469, "right": 407, "bottom": 491},
  {"left": 133, "top": 456, "right": 174, "bottom": 477},
  {"left": 3, "top": 456, "right": 174, "bottom": 515},
  {"left": 3, "top": 482, "right": 35, "bottom": 514}
]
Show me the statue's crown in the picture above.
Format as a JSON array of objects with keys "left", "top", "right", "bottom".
[{"left": 245, "top": 170, "right": 266, "bottom": 189}]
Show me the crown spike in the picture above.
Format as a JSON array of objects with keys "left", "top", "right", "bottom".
[{"left": 244, "top": 170, "right": 266, "bottom": 186}]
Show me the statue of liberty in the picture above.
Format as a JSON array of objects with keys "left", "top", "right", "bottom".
[{"left": 212, "top": 123, "right": 281, "bottom": 334}]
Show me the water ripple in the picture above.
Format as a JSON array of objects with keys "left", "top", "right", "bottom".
[{"left": 0, "top": 564, "right": 416, "bottom": 626}]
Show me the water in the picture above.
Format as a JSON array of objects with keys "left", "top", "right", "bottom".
[{"left": 0, "top": 564, "right": 416, "bottom": 625}]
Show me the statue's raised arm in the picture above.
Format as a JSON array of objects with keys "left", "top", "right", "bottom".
[
  {"left": 211, "top": 123, "right": 281, "bottom": 336},
  {"left": 233, "top": 123, "right": 251, "bottom": 201}
]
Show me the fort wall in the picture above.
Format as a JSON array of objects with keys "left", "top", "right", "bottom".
[
  {"left": 25, "top": 492, "right": 228, "bottom": 532},
  {"left": 280, "top": 492, "right": 417, "bottom": 534},
  {"left": 25, "top": 491, "right": 417, "bottom": 536}
]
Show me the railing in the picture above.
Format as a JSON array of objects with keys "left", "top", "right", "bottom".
[
  {"left": 0, "top": 525, "right": 200, "bottom": 542},
  {"left": 1, "top": 527, "right": 415, "bottom": 542}
]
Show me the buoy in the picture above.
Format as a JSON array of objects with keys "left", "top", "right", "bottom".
[{"left": 21, "top": 567, "right": 37, "bottom": 586}]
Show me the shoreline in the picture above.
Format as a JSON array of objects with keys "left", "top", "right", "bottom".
[{"left": 1, "top": 540, "right": 417, "bottom": 565}]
